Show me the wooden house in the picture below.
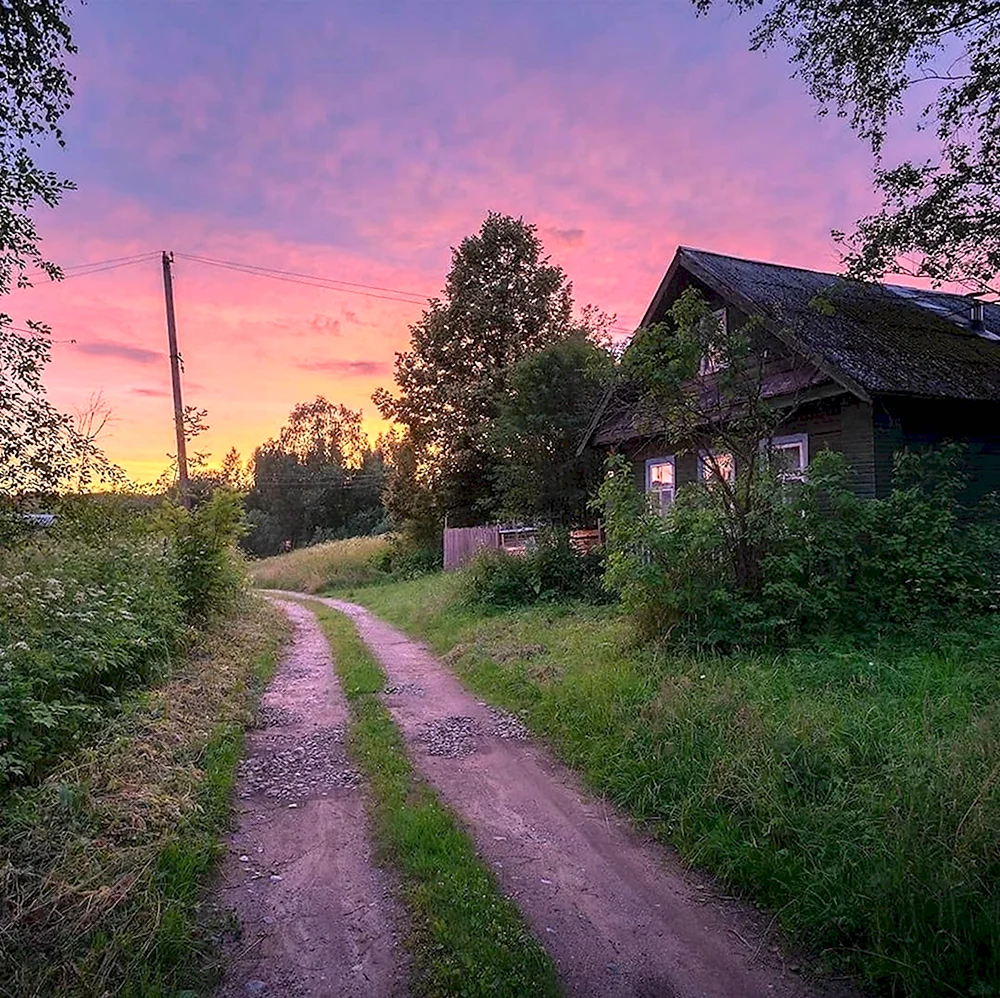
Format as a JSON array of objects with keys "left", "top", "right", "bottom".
[{"left": 583, "top": 247, "right": 1000, "bottom": 502}]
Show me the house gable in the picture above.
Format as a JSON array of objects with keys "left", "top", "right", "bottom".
[{"left": 642, "top": 247, "right": 871, "bottom": 404}]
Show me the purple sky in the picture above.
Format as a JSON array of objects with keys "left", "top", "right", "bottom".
[{"left": 11, "top": 0, "right": 879, "bottom": 481}]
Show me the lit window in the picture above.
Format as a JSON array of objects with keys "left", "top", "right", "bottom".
[
  {"left": 699, "top": 308, "right": 727, "bottom": 376},
  {"left": 765, "top": 434, "right": 808, "bottom": 482},
  {"left": 645, "top": 457, "right": 675, "bottom": 514},
  {"left": 698, "top": 451, "right": 735, "bottom": 484}
]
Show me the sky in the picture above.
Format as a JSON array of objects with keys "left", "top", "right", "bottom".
[{"left": 9, "top": 0, "right": 880, "bottom": 483}]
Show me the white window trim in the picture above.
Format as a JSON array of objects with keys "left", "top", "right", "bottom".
[
  {"left": 763, "top": 433, "right": 809, "bottom": 481},
  {"left": 697, "top": 449, "right": 735, "bottom": 483},
  {"left": 645, "top": 456, "right": 676, "bottom": 513}
]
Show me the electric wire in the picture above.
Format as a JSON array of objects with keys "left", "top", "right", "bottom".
[
  {"left": 25, "top": 251, "right": 161, "bottom": 283},
  {"left": 15, "top": 247, "right": 638, "bottom": 333},
  {"left": 174, "top": 252, "right": 428, "bottom": 302},
  {"left": 173, "top": 253, "right": 429, "bottom": 306}
]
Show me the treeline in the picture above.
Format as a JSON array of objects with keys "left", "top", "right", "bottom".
[{"left": 200, "top": 213, "right": 617, "bottom": 561}]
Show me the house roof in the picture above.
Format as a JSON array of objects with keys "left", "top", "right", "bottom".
[
  {"left": 657, "top": 247, "right": 1000, "bottom": 401},
  {"left": 584, "top": 246, "right": 1000, "bottom": 450}
]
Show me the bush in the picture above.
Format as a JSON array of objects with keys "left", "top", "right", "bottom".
[
  {"left": 0, "top": 489, "right": 250, "bottom": 789},
  {"left": 159, "top": 489, "right": 246, "bottom": 621},
  {"left": 0, "top": 534, "right": 186, "bottom": 788},
  {"left": 463, "top": 530, "right": 608, "bottom": 608},
  {"left": 598, "top": 447, "right": 1000, "bottom": 647},
  {"left": 370, "top": 536, "right": 442, "bottom": 581}
]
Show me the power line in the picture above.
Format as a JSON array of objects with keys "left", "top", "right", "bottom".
[
  {"left": 60, "top": 251, "right": 161, "bottom": 272},
  {"left": 26, "top": 251, "right": 161, "bottom": 283},
  {"left": 16, "top": 245, "right": 637, "bottom": 330},
  {"left": 173, "top": 252, "right": 429, "bottom": 307},
  {"left": 175, "top": 252, "right": 428, "bottom": 302}
]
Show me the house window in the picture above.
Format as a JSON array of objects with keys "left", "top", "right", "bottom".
[
  {"left": 698, "top": 450, "right": 735, "bottom": 484},
  {"left": 645, "top": 457, "right": 675, "bottom": 514},
  {"left": 699, "top": 308, "right": 727, "bottom": 376},
  {"left": 766, "top": 433, "right": 809, "bottom": 482}
]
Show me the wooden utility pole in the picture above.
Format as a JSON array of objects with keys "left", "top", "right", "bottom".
[{"left": 161, "top": 251, "right": 190, "bottom": 508}]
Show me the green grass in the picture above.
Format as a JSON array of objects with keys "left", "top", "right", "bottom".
[
  {"left": 309, "top": 603, "right": 561, "bottom": 998},
  {"left": 249, "top": 535, "right": 390, "bottom": 593},
  {"left": 351, "top": 573, "right": 1000, "bottom": 998},
  {"left": 0, "top": 594, "right": 291, "bottom": 998}
]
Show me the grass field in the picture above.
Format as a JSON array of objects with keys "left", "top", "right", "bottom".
[
  {"left": 353, "top": 573, "right": 1000, "bottom": 997},
  {"left": 0, "top": 595, "right": 290, "bottom": 998},
  {"left": 309, "top": 602, "right": 561, "bottom": 998},
  {"left": 249, "top": 535, "right": 390, "bottom": 593}
]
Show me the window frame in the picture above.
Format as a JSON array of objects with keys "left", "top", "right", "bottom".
[
  {"left": 645, "top": 456, "right": 676, "bottom": 514},
  {"left": 763, "top": 432, "right": 809, "bottom": 482}
]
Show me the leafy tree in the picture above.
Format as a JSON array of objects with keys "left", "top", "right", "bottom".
[
  {"left": 1, "top": 326, "right": 124, "bottom": 499},
  {"left": 695, "top": 1, "right": 1000, "bottom": 292},
  {"left": 218, "top": 446, "right": 249, "bottom": 490},
  {"left": 617, "top": 289, "right": 785, "bottom": 592},
  {"left": 0, "top": 3, "right": 122, "bottom": 500},
  {"left": 488, "top": 333, "right": 614, "bottom": 524},
  {"left": 374, "top": 212, "right": 581, "bottom": 525},
  {"left": 242, "top": 398, "right": 387, "bottom": 556},
  {"left": 0, "top": 0, "right": 76, "bottom": 297},
  {"left": 274, "top": 396, "right": 365, "bottom": 467}
]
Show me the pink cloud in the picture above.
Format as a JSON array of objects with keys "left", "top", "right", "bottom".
[{"left": 20, "top": 9, "right": 890, "bottom": 483}]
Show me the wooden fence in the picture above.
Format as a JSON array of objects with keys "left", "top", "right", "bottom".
[
  {"left": 443, "top": 524, "right": 605, "bottom": 571},
  {"left": 443, "top": 524, "right": 501, "bottom": 571}
]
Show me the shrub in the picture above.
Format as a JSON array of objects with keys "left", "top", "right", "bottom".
[
  {"left": 463, "top": 530, "right": 608, "bottom": 608},
  {"left": 0, "top": 489, "right": 250, "bottom": 791},
  {"left": 0, "top": 535, "right": 186, "bottom": 788},
  {"left": 159, "top": 489, "right": 246, "bottom": 621},
  {"left": 597, "top": 447, "right": 1000, "bottom": 647}
]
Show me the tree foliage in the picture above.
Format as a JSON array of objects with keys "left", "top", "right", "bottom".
[
  {"left": 696, "top": 1, "right": 1000, "bottom": 292},
  {"left": 0, "top": 0, "right": 76, "bottom": 298},
  {"left": 243, "top": 398, "right": 388, "bottom": 556},
  {"left": 374, "top": 212, "right": 603, "bottom": 525},
  {"left": 0, "top": 2, "right": 123, "bottom": 499},
  {"left": 1, "top": 324, "right": 124, "bottom": 498},
  {"left": 488, "top": 334, "right": 613, "bottom": 524},
  {"left": 622, "top": 289, "right": 785, "bottom": 591}
]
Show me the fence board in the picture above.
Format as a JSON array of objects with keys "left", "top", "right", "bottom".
[{"left": 443, "top": 525, "right": 500, "bottom": 571}]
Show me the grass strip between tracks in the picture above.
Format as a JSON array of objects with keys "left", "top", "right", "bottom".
[{"left": 309, "top": 603, "right": 561, "bottom": 998}]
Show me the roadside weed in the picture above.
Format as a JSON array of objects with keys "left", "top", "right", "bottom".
[{"left": 0, "top": 595, "right": 289, "bottom": 998}]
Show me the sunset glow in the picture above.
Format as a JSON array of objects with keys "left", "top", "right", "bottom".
[{"left": 10, "top": 1, "right": 878, "bottom": 482}]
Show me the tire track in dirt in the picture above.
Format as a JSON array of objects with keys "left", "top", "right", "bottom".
[
  {"left": 211, "top": 598, "right": 407, "bottom": 998},
  {"left": 301, "top": 594, "right": 854, "bottom": 998}
]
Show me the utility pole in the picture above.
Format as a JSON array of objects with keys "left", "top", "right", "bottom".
[{"left": 161, "top": 251, "right": 190, "bottom": 509}]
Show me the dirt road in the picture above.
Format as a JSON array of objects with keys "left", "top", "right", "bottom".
[
  {"left": 211, "top": 599, "right": 407, "bottom": 998},
  {"left": 301, "top": 594, "right": 847, "bottom": 998}
]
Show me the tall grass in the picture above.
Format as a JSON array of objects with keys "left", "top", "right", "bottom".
[
  {"left": 355, "top": 575, "right": 1000, "bottom": 997},
  {"left": 0, "top": 595, "right": 290, "bottom": 998},
  {"left": 249, "top": 535, "right": 390, "bottom": 593}
]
